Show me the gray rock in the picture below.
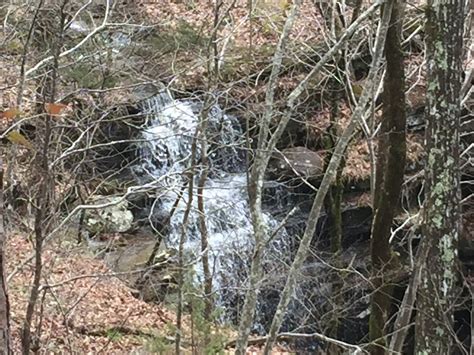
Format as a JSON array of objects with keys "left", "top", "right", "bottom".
[
  {"left": 68, "top": 21, "right": 89, "bottom": 34},
  {"left": 270, "top": 146, "right": 324, "bottom": 178},
  {"left": 85, "top": 196, "right": 134, "bottom": 234}
]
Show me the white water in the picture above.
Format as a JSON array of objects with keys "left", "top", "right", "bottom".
[
  {"left": 138, "top": 91, "right": 286, "bottom": 293},
  {"left": 135, "top": 91, "right": 362, "bottom": 347}
]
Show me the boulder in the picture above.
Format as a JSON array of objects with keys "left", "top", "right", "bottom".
[
  {"left": 85, "top": 196, "right": 134, "bottom": 234},
  {"left": 270, "top": 146, "right": 324, "bottom": 179}
]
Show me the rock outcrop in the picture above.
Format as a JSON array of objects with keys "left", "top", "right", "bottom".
[
  {"left": 269, "top": 146, "right": 324, "bottom": 179},
  {"left": 85, "top": 196, "right": 134, "bottom": 234}
]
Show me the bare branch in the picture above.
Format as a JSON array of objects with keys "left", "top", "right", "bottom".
[{"left": 24, "top": 0, "right": 110, "bottom": 78}]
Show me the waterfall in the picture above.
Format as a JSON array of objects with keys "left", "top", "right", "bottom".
[
  {"left": 136, "top": 90, "right": 289, "bottom": 324},
  {"left": 132, "top": 90, "right": 375, "bottom": 351},
  {"left": 138, "top": 91, "right": 243, "bottom": 178}
]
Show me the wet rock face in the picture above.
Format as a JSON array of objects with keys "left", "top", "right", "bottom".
[
  {"left": 76, "top": 84, "right": 168, "bottom": 177},
  {"left": 269, "top": 146, "right": 324, "bottom": 179}
]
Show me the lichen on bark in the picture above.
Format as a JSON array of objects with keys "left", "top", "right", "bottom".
[{"left": 414, "top": 0, "right": 464, "bottom": 352}]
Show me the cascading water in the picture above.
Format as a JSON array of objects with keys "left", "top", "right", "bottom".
[{"left": 136, "top": 90, "right": 290, "bottom": 327}]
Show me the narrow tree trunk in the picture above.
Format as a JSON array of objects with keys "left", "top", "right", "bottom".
[
  {"left": 175, "top": 137, "right": 198, "bottom": 355},
  {"left": 389, "top": 238, "right": 429, "bottom": 353},
  {"left": 21, "top": 70, "right": 52, "bottom": 355},
  {"left": 369, "top": 1, "right": 407, "bottom": 353},
  {"left": 235, "top": 2, "right": 301, "bottom": 353},
  {"left": 21, "top": 3, "right": 66, "bottom": 352},
  {"left": 237, "top": 1, "right": 386, "bottom": 352},
  {"left": 0, "top": 157, "right": 12, "bottom": 354},
  {"left": 196, "top": 0, "right": 222, "bottom": 328},
  {"left": 324, "top": 147, "right": 345, "bottom": 354},
  {"left": 262, "top": 3, "right": 394, "bottom": 352},
  {"left": 414, "top": 0, "right": 464, "bottom": 351},
  {"left": 197, "top": 104, "right": 213, "bottom": 322},
  {"left": 322, "top": 86, "right": 345, "bottom": 347}
]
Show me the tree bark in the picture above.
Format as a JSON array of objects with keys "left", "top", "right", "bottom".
[
  {"left": 322, "top": 86, "right": 345, "bottom": 347},
  {"left": 414, "top": 0, "right": 464, "bottom": 352},
  {"left": 175, "top": 134, "right": 198, "bottom": 355},
  {"left": 389, "top": 238, "right": 429, "bottom": 353},
  {"left": 21, "top": 3, "right": 67, "bottom": 352},
  {"left": 197, "top": 102, "right": 213, "bottom": 323},
  {"left": 368, "top": 1, "right": 407, "bottom": 353},
  {"left": 0, "top": 157, "right": 12, "bottom": 354}
]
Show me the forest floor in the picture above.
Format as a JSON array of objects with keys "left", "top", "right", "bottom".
[
  {"left": 7, "top": 232, "right": 176, "bottom": 354},
  {"left": 7, "top": 232, "right": 291, "bottom": 354}
]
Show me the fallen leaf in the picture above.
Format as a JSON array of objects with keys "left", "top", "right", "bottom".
[
  {"left": 351, "top": 83, "right": 364, "bottom": 98},
  {"left": 6, "top": 130, "right": 33, "bottom": 149},
  {"left": 0, "top": 108, "right": 21, "bottom": 119},
  {"left": 45, "top": 103, "right": 68, "bottom": 116}
]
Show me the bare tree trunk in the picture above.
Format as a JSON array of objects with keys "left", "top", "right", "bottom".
[
  {"left": 0, "top": 157, "right": 12, "bottom": 354},
  {"left": 322, "top": 83, "right": 345, "bottom": 347},
  {"left": 235, "top": 2, "right": 302, "bottom": 353},
  {"left": 262, "top": 2, "right": 394, "bottom": 352},
  {"left": 197, "top": 102, "right": 213, "bottom": 322},
  {"left": 21, "top": 3, "right": 67, "bottom": 352},
  {"left": 323, "top": 135, "right": 345, "bottom": 354},
  {"left": 175, "top": 139, "right": 198, "bottom": 355},
  {"left": 389, "top": 238, "right": 428, "bottom": 353},
  {"left": 368, "top": 1, "right": 406, "bottom": 353},
  {"left": 21, "top": 76, "right": 52, "bottom": 355},
  {"left": 414, "top": 0, "right": 464, "bottom": 351},
  {"left": 196, "top": 0, "right": 225, "bottom": 329},
  {"left": 237, "top": 1, "right": 385, "bottom": 352}
]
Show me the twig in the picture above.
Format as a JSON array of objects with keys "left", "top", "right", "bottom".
[
  {"left": 389, "top": 239, "right": 429, "bottom": 353},
  {"left": 24, "top": 0, "right": 110, "bottom": 78},
  {"left": 226, "top": 332, "right": 364, "bottom": 354}
]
